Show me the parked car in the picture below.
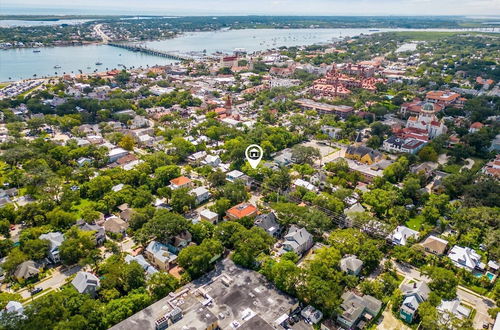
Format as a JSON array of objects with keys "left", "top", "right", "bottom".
[{"left": 30, "top": 287, "right": 43, "bottom": 295}]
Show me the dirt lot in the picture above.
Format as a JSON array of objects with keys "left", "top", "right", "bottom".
[{"left": 376, "top": 305, "right": 411, "bottom": 330}]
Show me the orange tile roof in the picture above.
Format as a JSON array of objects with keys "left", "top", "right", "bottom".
[
  {"left": 226, "top": 203, "right": 257, "bottom": 219},
  {"left": 170, "top": 176, "right": 192, "bottom": 186}
]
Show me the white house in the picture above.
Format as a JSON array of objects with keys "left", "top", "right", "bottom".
[
  {"left": 388, "top": 226, "right": 420, "bottom": 246},
  {"left": 39, "top": 232, "right": 65, "bottom": 263},
  {"left": 447, "top": 246, "right": 483, "bottom": 272},
  {"left": 108, "top": 148, "right": 129, "bottom": 163},
  {"left": 190, "top": 186, "right": 211, "bottom": 204}
]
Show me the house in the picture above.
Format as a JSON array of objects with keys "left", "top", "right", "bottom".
[
  {"left": 345, "top": 146, "right": 382, "bottom": 165},
  {"left": 226, "top": 203, "right": 258, "bottom": 220},
  {"left": 343, "top": 202, "right": 365, "bottom": 228},
  {"left": 388, "top": 226, "right": 419, "bottom": 246},
  {"left": 293, "top": 178, "right": 318, "bottom": 192},
  {"left": 301, "top": 305, "right": 323, "bottom": 324},
  {"left": 3, "top": 301, "right": 24, "bottom": 316},
  {"left": 383, "top": 136, "right": 426, "bottom": 154},
  {"left": 13, "top": 261, "right": 39, "bottom": 281},
  {"left": 420, "top": 235, "right": 448, "bottom": 255},
  {"left": 71, "top": 271, "right": 100, "bottom": 297},
  {"left": 273, "top": 149, "right": 295, "bottom": 167},
  {"left": 103, "top": 216, "right": 129, "bottom": 236},
  {"left": 437, "top": 299, "right": 471, "bottom": 325},
  {"left": 169, "top": 230, "right": 193, "bottom": 254},
  {"left": 282, "top": 225, "right": 313, "bottom": 256},
  {"left": 190, "top": 186, "right": 211, "bottom": 204},
  {"left": 145, "top": 241, "right": 178, "bottom": 272},
  {"left": 469, "top": 122, "right": 484, "bottom": 133},
  {"left": 125, "top": 254, "right": 158, "bottom": 276},
  {"left": 108, "top": 148, "right": 129, "bottom": 163},
  {"left": 203, "top": 154, "right": 221, "bottom": 167},
  {"left": 226, "top": 169, "right": 245, "bottom": 182},
  {"left": 170, "top": 176, "right": 193, "bottom": 190},
  {"left": 340, "top": 255, "right": 364, "bottom": 276},
  {"left": 187, "top": 150, "right": 207, "bottom": 164},
  {"left": 76, "top": 157, "right": 92, "bottom": 167},
  {"left": 200, "top": 209, "right": 219, "bottom": 223},
  {"left": 39, "top": 232, "right": 65, "bottom": 263},
  {"left": 400, "top": 281, "right": 430, "bottom": 323},
  {"left": 447, "top": 246, "right": 483, "bottom": 272},
  {"left": 76, "top": 220, "right": 106, "bottom": 246},
  {"left": 337, "top": 291, "right": 382, "bottom": 329},
  {"left": 254, "top": 212, "right": 282, "bottom": 237}
]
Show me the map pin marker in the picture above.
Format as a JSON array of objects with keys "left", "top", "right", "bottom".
[{"left": 245, "top": 144, "right": 263, "bottom": 169}]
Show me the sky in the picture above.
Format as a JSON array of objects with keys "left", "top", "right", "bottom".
[{"left": 1, "top": 0, "right": 500, "bottom": 16}]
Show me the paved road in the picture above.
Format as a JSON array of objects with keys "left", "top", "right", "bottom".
[
  {"left": 393, "top": 261, "right": 495, "bottom": 329},
  {"left": 17, "top": 265, "right": 81, "bottom": 299},
  {"left": 94, "top": 24, "right": 110, "bottom": 43}
]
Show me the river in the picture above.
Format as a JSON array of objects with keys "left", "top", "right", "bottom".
[{"left": 0, "top": 27, "right": 498, "bottom": 82}]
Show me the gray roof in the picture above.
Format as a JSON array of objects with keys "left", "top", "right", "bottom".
[
  {"left": 71, "top": 271, "right": 100, "bottom": 293},
  {"left": 125, "top": 254, "right": 158, "bottom": 275},
  {"left": 401, "top": 281, "right": 430, "bottom": 302},
  {"left": 339, "top": 291, "right": 382, "bottom": 323},
  {"left": 284, "top": 225, "right": 312, "bottom": 247},
  {"left": 39, "top": 232, "right": 64, "bottom": 252},
  {"left": 254, "top": 212, "right": 280, "bottom": 233},
  {"left": 13, "top": 260, "right": 39, "bottom": 279},
  {"left": 340, "top": 255, "right": 363, "bottom": 273}
]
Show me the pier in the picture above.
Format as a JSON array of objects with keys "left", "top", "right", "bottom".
[{"left": 107, "top": 43, "right": 190, "bottom": 61}]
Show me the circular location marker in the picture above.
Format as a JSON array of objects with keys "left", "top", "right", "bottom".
[{"left": 245, "top": 144, "right": 264, "bottom": 169}]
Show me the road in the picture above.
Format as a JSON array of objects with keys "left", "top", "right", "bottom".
[
  {"left": 94, "top": 24, "right": 110, "bottom": 43},
  {"left": 17, "top": 265, "right": 81, "bottom": 300},
  {"left": 393, "top": 261, "right": 495, "bottom": 329}
]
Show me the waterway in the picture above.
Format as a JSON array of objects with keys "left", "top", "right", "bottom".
[
  {"left": 0, "top": 27, "right": 498, "bottom": 82},
  {"left": 0, "top": 19, "right": 92, "bottom": 27}
]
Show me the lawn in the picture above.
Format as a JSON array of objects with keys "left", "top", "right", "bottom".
[
  {"left": 442, "top": 163, "right": 462, "bottom": 174},
  {"left": 71, "top": 199, "right": 93, "bottom": 217},
  {"left": 0, "top": 82, "right": 10, "bottom": 89},
  {"left": 405, "top": 215, "right": 425, "bottom": 231}
]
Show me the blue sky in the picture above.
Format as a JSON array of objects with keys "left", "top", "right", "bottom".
[{"left": 2, "top": 0, "right": 500, "bottom": 16}]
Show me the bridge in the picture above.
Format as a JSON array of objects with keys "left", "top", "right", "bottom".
[{"left": 107, "top": 43, "right": 191, "bottom": 61}]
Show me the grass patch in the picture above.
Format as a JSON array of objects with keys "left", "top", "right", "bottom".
[
  {"left": 405, "top": 215, "right": 425, "bottom": 231},
  {"left": 71, "top": 199, "right": 93, "bottom": 217},
  {"left": 442, "top": 163, "right": 462, "bottom": 174},
  {"left": 0, "top": 83, "right": 10, "bottom": 89}
]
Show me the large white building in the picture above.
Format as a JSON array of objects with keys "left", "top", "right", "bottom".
[{"left": 406, "top": 103, "right": 447, "bottom": 139}]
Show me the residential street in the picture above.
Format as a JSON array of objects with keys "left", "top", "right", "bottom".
[{"left": 17, "top": 265, "right": 81, "bottom": 300}]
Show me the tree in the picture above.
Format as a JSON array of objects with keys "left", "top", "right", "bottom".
[
  {"left": 291, "top": 145, "right": 321, "bottom": 165},
  {"left": 21, "top": 239, "right": 50, "bottom": 261},
  {"left": 139, "top": 209, "right": 190, "bottom": 243},
  {"left": 147, "top": 272, "right": 179, "bottom": 300},
  {"left": 154, "top": 165, "right": 181, "bottom": 186},
  {"left": 383, "top": 156, "right": 409, "bottom": 183},
  {"left": 59, "top": 228, "right": 99, "bottom": 266},
  {"left": 422, "top": 266, "right": 458, "bottom": 300},
  {"left": 362, "top": 188, "right": 400, "bottom": 217},
  {"left": 190, "top": 221, "right": 215, "bottom": 244},
  {"left": 46, "top": 208, "right": 77, "bottom": 230},
  {"left": 178, "top": 239, "right": 223, "bottom": 279},
  {"left": 207, "top": 169, "right": 226, "bottom": 187},
  {"left": 170, "top": 188, "right": 196, "bottom": 213},
  {"left": 222, "top": 181, "right": 249, "bottom": 204},
  {"left": 209, "top": 198, "right": 231, "bottom": 219},
  {"left": 418, "top": 146, "right": 438, "bottom": 162},
  {"left": 118, "top": 135, "right": 135, "bottom": 151}
]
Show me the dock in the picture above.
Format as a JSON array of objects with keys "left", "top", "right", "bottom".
[{"left": 107, "top": 43, "right": 190, "bottom": 61}]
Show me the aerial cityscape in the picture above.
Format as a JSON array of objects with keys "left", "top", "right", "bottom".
[{"left": 0, "top": 1, "right": 499, "bottom": 330}]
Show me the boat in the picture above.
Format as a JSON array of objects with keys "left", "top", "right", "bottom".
[
  {"left": 33, "top": 49, "right": 41, "bottom": 53},
  {"left": 95, "top": 62, "right": 103, "bottom": 65},
  {"left": 53, "top": 65, "right": 61, "bottom": 69},
  {"left": 369, "top": 29, "right": 380, "bottom": 32}
]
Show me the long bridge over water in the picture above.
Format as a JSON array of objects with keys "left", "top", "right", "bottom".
[{"left": 108, "top": 43, "right": 191, "bottom": 61}]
